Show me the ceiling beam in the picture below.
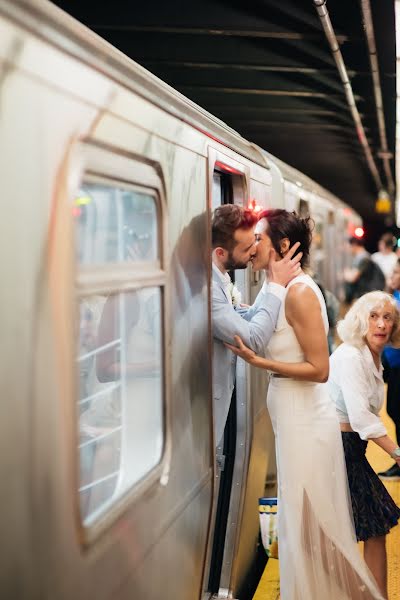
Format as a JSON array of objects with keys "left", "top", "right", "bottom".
[
  {"left": 177, "top": 86, "right": 348, "bottom": 97},
  {"left": 208, "top": 105, "right": 357, "bottom": 118},
  {"left": 176, "top": 85, "right": 360, "bottom": 109},
  {"left": 235, "top": 120, "right": 363, "bottom": 131},
  {"left": 140, "top": 59, "right": 393, "bottom": 79},
  {"left": 90, "top": 24, "right": 349, "bottom": 43},
  {"left": 148, "top": 60, "right": 345, "bottom": 95},
  {"left": 140, "top": 58, "right": 358, "bottom": 76}
]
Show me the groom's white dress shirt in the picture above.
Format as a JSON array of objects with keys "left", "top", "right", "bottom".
[{"left": 212, "top": 263, "right": 285, "bottom": 444}]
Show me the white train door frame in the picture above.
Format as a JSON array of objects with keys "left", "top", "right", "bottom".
[
  {"left": 204, "top": 147, "right": 285, "bottom": 600},
  {"left": 203, "top": 147, "right": 251, "bottom": 599}
]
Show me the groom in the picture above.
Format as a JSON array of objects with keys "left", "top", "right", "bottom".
[{"left": 212, "top": 204, "right": 301, "bottom": 445}]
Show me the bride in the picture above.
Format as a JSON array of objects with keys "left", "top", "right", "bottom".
[{"left": 226, "top": 209, "right": 384, "bottom": 600}]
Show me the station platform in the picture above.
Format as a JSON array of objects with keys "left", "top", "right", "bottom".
[{"left": 253, "top": 395, "right": 400, "bottom": 600}]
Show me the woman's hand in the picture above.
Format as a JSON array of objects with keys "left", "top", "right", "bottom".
[
  {"left": 267, "top": 243, "right": 302, "bottom": 287},
  {"left": 225, "top": 335, "right": 257, "bottom": 362}
]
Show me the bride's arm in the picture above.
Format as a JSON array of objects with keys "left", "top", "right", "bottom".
[{"left": 226, "top": 283, "right": 329, "bottom": 383}]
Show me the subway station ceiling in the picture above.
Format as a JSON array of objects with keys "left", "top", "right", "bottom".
[{"left": 52, "top": 0, "right": 396, "bottom": 227}]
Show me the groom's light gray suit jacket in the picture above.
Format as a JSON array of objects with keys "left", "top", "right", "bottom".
[{"left": 212, "top": 266, "right": 285, "bottom": 443}]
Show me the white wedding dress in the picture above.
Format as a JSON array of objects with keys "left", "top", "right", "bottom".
[{"left": 266, "top": 274, "right": 383, "bottom": 600}]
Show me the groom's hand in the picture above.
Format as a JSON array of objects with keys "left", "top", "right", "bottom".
[{"left": 268, "top": 242, "right": 302, "bottom": 287}]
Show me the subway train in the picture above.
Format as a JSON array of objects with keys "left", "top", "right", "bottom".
[{"left": 0, "top": 1, "right": 362, "bottom": 599}]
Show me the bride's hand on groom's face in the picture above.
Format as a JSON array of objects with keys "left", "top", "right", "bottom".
[
  {"left": 267, "top": 242, "right": 302, "bottom": 287},
  {"left": 224, "top": 335, "right": 256, "bottom": 362}
]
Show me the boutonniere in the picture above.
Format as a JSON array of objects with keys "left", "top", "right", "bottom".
[{"left": 228, "top": 282, "right": 242, "bottom": 307}]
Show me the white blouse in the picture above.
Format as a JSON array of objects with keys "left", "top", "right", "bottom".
[{"left": 328, "top": 343, "right": 387, "bottom": 440}]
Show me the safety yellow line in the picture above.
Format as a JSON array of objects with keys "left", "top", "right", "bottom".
[
  {"left": 253, "top": 390, "right": 400, "bottom": 600},
  {"left": 385, "top": 480, "right": 400, "bottom": 600},
  {"left": 366, "top": 406, "right": 400, "bottom": 600},
  {"left": 252, "top": 556, "right": 280, "bottom": 600}
]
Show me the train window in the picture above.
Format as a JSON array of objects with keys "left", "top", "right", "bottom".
[
  {"left": 74, "top": 183, "right": 158, "bottom": 264},
  {"left": 74, "top": 180, "right": 164, "bottom": 527},
  {"left": 212, "top": 171, "right": 223, "bottom": 208},
  {"left": 212, "top": 170, "right": 234, "bottom": 208},
  {"left": 299, "top": 198, "right": 310, "bottom": 217}
]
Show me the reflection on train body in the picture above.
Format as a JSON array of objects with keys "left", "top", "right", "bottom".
[{"left": 76, "top": 184, "right": 163, "bottom": 524}]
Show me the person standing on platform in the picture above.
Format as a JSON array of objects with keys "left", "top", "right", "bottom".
[
  {"left": 211, "top": 204, "right": 301, "bottom": 445},
  {"left": 379, "top": 260, "right": 400, "bottom": 479},
  {"left": 225, "top": 209, "right": 385, "bottom": 600},
  {"left": 371, "top": 233, "right": 398, "bottom": 287},
  {"left": 329, "top": 292, "right": 400, "bottom": 598},
  {"left": 344, "top": 237, "right": 385, "bottom": 303}
]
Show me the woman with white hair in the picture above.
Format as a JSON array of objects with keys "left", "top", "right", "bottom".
[{"left": 329, "top": 291, "right": 400, "bottom": 598}]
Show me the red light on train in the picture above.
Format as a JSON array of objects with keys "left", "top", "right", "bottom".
[
  {"left": 249, "top": 199, "right": 263, "bottom": 213},
  {"left": 215, "top": 161, "right": 241, "bottom": 174},
  {"left": 354, "top": 227, "right": 364, "bottom": 238}
]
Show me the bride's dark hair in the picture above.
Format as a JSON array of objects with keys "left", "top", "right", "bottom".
[{"left": 258, "top": 209, "right": 314, "bottom": 268}]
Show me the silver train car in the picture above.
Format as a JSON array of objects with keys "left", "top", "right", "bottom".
[{"left": 0, "top": 2, "right": 362, "bottom": 599}]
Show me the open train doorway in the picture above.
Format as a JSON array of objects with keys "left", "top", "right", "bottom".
[{"left": 203, "top": 151, "right": 250, "bottom": 599}]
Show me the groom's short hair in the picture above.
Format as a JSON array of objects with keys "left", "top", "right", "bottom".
[{"left": 212, "top": 204, "right": 258, "bottom": 251}]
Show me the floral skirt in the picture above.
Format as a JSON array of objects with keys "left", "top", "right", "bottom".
[{"left": 341, "top": 432, "right": 400, "bottom": 541}]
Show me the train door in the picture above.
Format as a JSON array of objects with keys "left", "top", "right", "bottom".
[{"left": 203, "top": 149, "right": 250, "bottom": 599}]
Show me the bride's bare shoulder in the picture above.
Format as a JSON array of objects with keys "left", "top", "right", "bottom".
[{"left": 286, "top": 282, "right": 320, "bottom": 311}]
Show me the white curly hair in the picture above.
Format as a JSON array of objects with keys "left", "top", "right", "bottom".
[{"left": 337, "top": 291, "right": 400, "bottom": 348}]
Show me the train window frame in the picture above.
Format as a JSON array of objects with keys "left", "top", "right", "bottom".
[
  {"left": 208, "top": 148, "right": 250, "bottom": 210},
  {"left": 299, "top": 198, "right": 310, "bottom": 217},
  {"left": 73, "top": 144, "right": 171, "bottom": 544},
  {"left": 212, "top": 170, "right": 233, "bottom": 207}
]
